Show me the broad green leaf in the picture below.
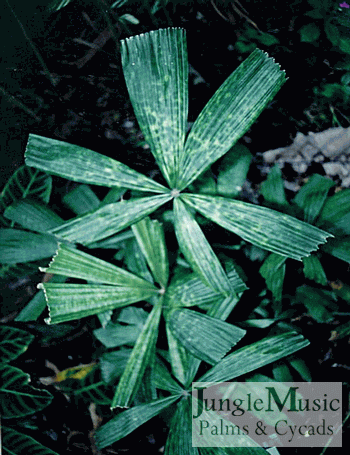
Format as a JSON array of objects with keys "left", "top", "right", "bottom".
[
  {"left": 40, "top": 243, "right": 156, "bottom": 289},
  {"left": 317, "top": 189, "right": 350, "bottom": 235},
  {"left": 165, "top": 398, "right": 198, "bottom": 455},
  {"left": 168, "top": 309, "right": 246, "bottom": 365},
  {"left": 292, "top": 174, "right": 335, "bottom": 224},
  {"left": 299, "top": 23, "right": 321, "bottom": 42},
  {"left": 217, "top": 143, "right": 252, "bottom": 198},
  {"left": 322, "top": 236, "right": 350, "bottom": 262},
  {"left": 0, "top": 229, "right": 58, "bottom": 264},
  {"left": 190, "top": 169, "right": 216, "bottom": 195},
  {"left": 295, "top": 286, "right": 337, "bottom": 323},
  {"left": 260, "top": 164, "right": 288, "bottom": 207},
  {"left": 4, "top": 200, "right": 64, "bottom": 233},
  {"left": 121, "top": 28, "right": 188, "bottom": 187},
  {"left": 14, "top": 291, "right": 47, "bottom": 323},
  {"left": 118, "top": 306, "right": 149, "bottom": 325},
  {"left": 303, "top": 254, "right": 328, "bottom": 285},
  {"left": 0, "top": 326, "right": 33, "bottom": 363},
  {"left": 2, "top": 426, "right": 59, "bottom": 455},
  {"left": 95, "top": 395, "right": 179, "bottom": 449},
  {"left": 41, "top": 283, "right": 159, "bottom": 324},
  {"left": 100, "top": 349, "right": 132, "bottom": 384},
  {"left": 0, "top": 364, "right": 52, "bottom": 418},
  {"left": 183, "top": 194, "right": 332, "bottom": 261},
  {"left": 94, "top": 307, "right": 148, "bottom": 348},
  {"left": 132, "top": 217, "right": 169, "bottom": 288},
  {"left": 25, "top": 134, "right": 167, "bottom": 193},
  {"left": 289, "top": 358, "right": 312, "bottom": 382},
  {"left": 174, "top": 198, "right": 232, "bottom": 294},
  {"left": 0, "top": 165, "right": 52, "bottom": 227},
  {"left": 62, "top": 184, "right": 100, "bottom": 215},
  {"left": 94, "top": 322, "right": 143, "bottom": 348},
  {"left": 198, "top": 331, "right": 309, "bottom": 383},
  {"left": 111, "top": 298, "right": 163, "bottom": 408},
  {"left": 259, "top": 253, "right": 286, "bottom": 302},
  {"left": 48, "top": 194, "right": 172, "bottom": 245},
  {"left": 177, "top": 48, "right": 286, "bottom": 190}
]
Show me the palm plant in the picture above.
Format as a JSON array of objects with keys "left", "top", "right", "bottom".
[{"left": 14, "top": 27, "right": 333, "bottom": 452}]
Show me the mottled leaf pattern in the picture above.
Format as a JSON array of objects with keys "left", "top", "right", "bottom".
[
  {"left": 173, "top": 198, "right": 232, "bottom": 294},
  {"left": 217, "top": 143, "right": 252, "bottom": 198},
  {"left": 132, "top": 217, "right": 169, "bottom": 288},
  {"left": 168, "top": 308, "right": 246, "bottom": 365},
  {"left": 40, "top": 243, "right": 156, "bottom": 289},
  {"left": 121, "top": 28, "right": 188, "bottom": 187},
  {"left": 198, "top": 332, "right": 310, "bottom": 383},
  {"left": 41, "top": 283, "right": 159, "bottom": 324},
  {"left": 166, "top": 322, "right": 192, "bottom": 386},
  {"left": 95, "top": 395, "right": 179, "bottom": 449},
  {"left": 183, "top": 194, "right": 332, "bottom": 260},
  {"left": 25, "top": 134, "right": 167, "bottom": 193},
  {"left": 49, "top": 194, "right": 172, "bottom": 245},
  {"left": 165, "top": 263, "right": 247, "bottom": 309},
  {"left": 177, "top": 48, "right": 286, "bottom": 190},
  {"left": 111, "top": 298, "right": 163, "bottom": 408}
]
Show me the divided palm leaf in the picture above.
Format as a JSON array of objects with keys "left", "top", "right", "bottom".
[
  {"left": 39, "top": 218, "right": 248, "bottom": 409},
  {"left": 25, "top": 28, "right": 332, "bottom": 295}
]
